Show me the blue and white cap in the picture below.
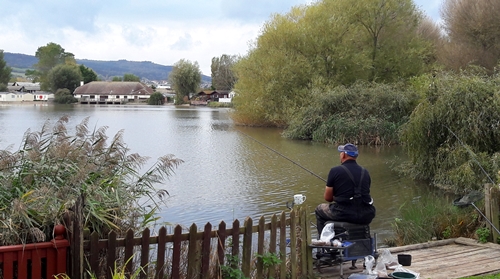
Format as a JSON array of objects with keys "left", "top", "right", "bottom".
[{"left": 337, "top": 143, "right": 358, "bottom": 157}]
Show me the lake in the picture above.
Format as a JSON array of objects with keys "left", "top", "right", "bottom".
[{"left": 0, "top": 103, "right": 443, "bottom": 243}]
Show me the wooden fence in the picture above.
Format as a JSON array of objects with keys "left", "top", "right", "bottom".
[
  {"left": 0, "top": 225, "right": 70, "bottom": 279},
  {"left": 77, "top": 207, "right": 313, "bottom": 279}
]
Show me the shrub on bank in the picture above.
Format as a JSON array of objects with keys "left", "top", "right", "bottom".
[
  {"left": 399, "top": 69, "right": 500, "bottom": 193},
  {"left": 283, "top": 81, "right": 419, "bottom": 144},
  {"left": 0, "top": 116, "right": 183, "bottom": 245}
]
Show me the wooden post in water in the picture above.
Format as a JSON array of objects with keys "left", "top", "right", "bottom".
[{"left": 485, "top": 184, "right": 500, "bottom": 242}]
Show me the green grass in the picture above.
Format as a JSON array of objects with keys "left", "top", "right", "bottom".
[{"left": 461, "top": 274, "right": 500, "bottom": 279}]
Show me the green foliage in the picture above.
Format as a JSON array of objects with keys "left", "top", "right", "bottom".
[
  {"left": 34, "top": 42, "right": 75, "bottom": 91},
  {"left": 211, "top": 54, "right": 239, "bottom": 90},
  {"left": 54, "top": 88, "right": 77, "bottom": 104},
  {"left": 220, "top": 254, "right": 249, "bottom": 279},
  {"left": 256, "top": 252, "right": 282, "bottom": 278},
  {"left": 232, "top": 0, "right": 431, "bottom": 126},
  {"left": 388, "top": 194, "right": 479, "bottom": 246},
  {"left": 148, "top": 92, "right": 165, "bottom": 105},
  {"left": 0, "top": 50, "right": 12, "bottom": 88},
  {"left": 79, "top": 64, "right": 98, "bottom": 84},
  {"left": 168, "top": 59, "right": 202, "bottom": 104},
  {"left": 123, "top": 73, "right": 140, "bottom": 82},
  {"left": 47, "top": 64, "right": 83, "bottom": 93},
  {"left": 476, "top": 227, "right": 490, "bottom": 243},
  {"left": 0, "top": 116, "right": 183, "bottom": 245},
  {"left": 399, "top": 70, "right": 500, "bottom": 192},
  {"left": 112, "top": 76, "right": 122, "bottom": 81},
  {"left": 283, "top": 81, "right": 419, "bottom": 144}
]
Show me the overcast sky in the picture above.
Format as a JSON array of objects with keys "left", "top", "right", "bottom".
[{"left": 1, "top": 0, "right": 442, "bottom": 77}]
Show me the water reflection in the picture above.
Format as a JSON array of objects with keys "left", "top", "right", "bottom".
[{"left": 0, "top": 104, "right": 445, "bottom": 243}]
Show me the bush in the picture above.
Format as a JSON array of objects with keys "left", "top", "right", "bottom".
[
  {"left": 283, "top": 81, "right": 419, "bottom": 144},
  {"left": 0, "top": 116, "right": 183, "bottom": 245},
  {"left": 399, "top": 69, "right": 500, "bottom": 192},
  {"left": 54, "top": 88, "right": 77, "bottom": 104},
  {"left": 148, "top": 92, "right": 165, "bottom": 105}
]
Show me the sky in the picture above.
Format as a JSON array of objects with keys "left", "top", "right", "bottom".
[{"left": 1, "top": 0, "right": 442, "bottom": 78}]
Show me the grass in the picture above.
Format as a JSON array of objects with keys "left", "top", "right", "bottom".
[
  {"left": 385, "top": 193, "right": 481, "bottom": 246},
  {"left": 462, "top": 274, "right": 500, "bottom": 279}
]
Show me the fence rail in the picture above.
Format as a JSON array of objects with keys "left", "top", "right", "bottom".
[
  {"left": 0, "top": 225, "right": 70, "bottom": 279},
  {"left": 81, "top": 207, "right": 313, "bottom": 279}
]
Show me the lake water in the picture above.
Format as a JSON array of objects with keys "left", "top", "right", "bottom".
[{"left": 0, "top": 103, "right": 443, "bottom": 243}]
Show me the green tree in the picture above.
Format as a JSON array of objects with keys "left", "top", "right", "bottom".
[
  {"left": 79, "top": 64, "right": 98, "bottom": 84},
  {"left": 0, "top": 50, "right": 12, "bottom": 92},
  {"left": 351, "top": 0, "right": 431, "bottom": 81},
  {"left": 148, "top": 92, "right": 165, "bottom": 105},
  {"left": 123, "top": 73, "right": 140, "bottom": 82},
  {"left": 211, "top": 54, "right": 239, "bottom": 90},
  {"left": 168, "top": 59, "right": 201, "bottom": 104},
  {"left": 54, "top": 88, "right": 77, "bottom": 104},
  {"left": 232, "top": 0, "right": 431, "bottom": 126},
  {"left": 34, "top": 42, "right": 76, "bottom": 90},
  {"left": 46, "top": 64, "right": 83, "bottom": 93},
  {"left": 112, "top": 76, "right": 123, "bottom": 81}
]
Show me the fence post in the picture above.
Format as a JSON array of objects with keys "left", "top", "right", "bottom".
[
  {"left": 241, "top": 217, "right": 253, "bottom": 277},
  {"left": 485, "top": 184, "right": 500, "bottom": 242},
  {"left": 66, "top": 194, "right": 84, "bottom": 279},
  {"left": 187, "top": 223, "right": 201, "bottom": 279},
  {"left": 290, "top": 209, "right": 297, "bottom": 279}
]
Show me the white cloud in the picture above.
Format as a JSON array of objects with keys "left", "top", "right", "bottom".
[{"left": 0, "top": 0, "right": 442, "bottom": 76}]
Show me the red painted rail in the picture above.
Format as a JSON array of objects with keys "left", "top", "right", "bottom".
[{"left": 0, "top": 225, "right": 70, "bottom": 279}]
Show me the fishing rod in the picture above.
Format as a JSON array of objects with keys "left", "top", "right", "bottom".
[{"left": 236, "top": 128, "right": 327, "bottom": 183}]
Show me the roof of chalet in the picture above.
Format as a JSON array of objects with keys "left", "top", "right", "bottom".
[
  {"left": 74, "top": 81, "right": 154, "bottom": 95},
  {"left": 197, "top": 90, "right": 230, "bottom": 96}
]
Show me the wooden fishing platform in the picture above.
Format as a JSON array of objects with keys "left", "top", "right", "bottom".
[{"left": 314, "top": 237, "right": 500, "bottom": 279}]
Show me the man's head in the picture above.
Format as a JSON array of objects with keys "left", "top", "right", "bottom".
[{"left": 338, "top": 143, "right": 358, "bottom": 160}]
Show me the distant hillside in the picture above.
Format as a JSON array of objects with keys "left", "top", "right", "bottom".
[{"left": 3, "top": 52, "right": 211, "bottom": 82}]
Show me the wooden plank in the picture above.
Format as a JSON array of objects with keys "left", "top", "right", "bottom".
[
  {"left": 241, "top": 217, "right": 253, "bottom": 277},
  {"left": 201, "top": 222, "right": 212, "bottom": 279},
  {"left": 268, "top": 214, "right": 277, "bottom": 279},
  {"left": 140, "top": 228, "right": 150, "bottom": 279},
  {"left": 124, "top": 229, "right": 134, "bottom": 275},
  {"left": 155, "top": 227, "right": 166, "bottom": 279},
  {"left": 217, "top": 221, "right": 227, "bottom": 276},
  {"left": 279, "top": 211, "right": 287, "bottom": 279},
  {"left": 107, "top": 231, "right": 117, "bottom": 279},
  {"left": 187, "top": 223, "right": 200, "bottom": 279},
  {"left": 256, "top": 215, "right": 265, "bottom": 278},
  {"left": 231, "top": 219, "right": 240, "bottom": 270},
  {"left": 290, "top": 209, "right": 297, "bottom": 279},
  {"left": 171, "top": 225, "right": 182, "bottom": 279}
]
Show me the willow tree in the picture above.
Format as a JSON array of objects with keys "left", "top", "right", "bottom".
[
  {"left": 168, "top": 59, "right": 201, "bottom": 105},
  {"left": 232, "top": 0, "right": 432, "bottom": 126},
  {"left": 400, "top": 70, "right": 500, "bottom": 193},
  {"left": 0, "top": 50, "right": 11, "bottom": 92},
  {"left": 351, "top": 0, "right": 432, "bottom": 81},
  {"left": 211, "top": 54, "right": 239, "bottom": 91},
  {"left": 232, "top": 1, "right": 363, "bottom": 126}
]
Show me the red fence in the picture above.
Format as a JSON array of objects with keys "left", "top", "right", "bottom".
[{"left": 0, "top": 225, "right": 70, "bottom": 279}]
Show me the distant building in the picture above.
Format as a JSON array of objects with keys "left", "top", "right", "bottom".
[{"left": 73, "top": 81, "right": 154, "bottom": 104}]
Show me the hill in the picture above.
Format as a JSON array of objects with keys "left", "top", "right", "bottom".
[{"left": 3, "top": 52, "right": 211, "bottom": 82}]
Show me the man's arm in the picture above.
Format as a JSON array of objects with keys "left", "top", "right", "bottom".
[{"left": 324, "top": 186, "right": 334, "bottom": 202}]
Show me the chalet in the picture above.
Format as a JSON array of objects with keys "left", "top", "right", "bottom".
[
  {"left": 7, "top": 82, "right": 41, "bottom": 93},
  {"left": 191, "top": 90, "right": 232, "bottom": 105},
  {"left": 73, "top": 81, "right": 154, "bottom": 104}
]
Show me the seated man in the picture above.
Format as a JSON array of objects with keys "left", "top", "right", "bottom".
[{"left": 315, "top": 143, "right": 376, "bottom": 236}]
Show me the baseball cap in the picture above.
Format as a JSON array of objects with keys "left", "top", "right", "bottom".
[{"left": 338, "top": 143, "right": 358, "bottom": 157}]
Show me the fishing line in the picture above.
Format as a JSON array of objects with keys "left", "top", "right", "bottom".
[{"left": 235, "top": 129, "right": 327, "bottom": 183}]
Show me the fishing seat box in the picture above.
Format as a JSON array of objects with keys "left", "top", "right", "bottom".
[{"left": 332, "top": 221, "right": 373, "bottom": 259}]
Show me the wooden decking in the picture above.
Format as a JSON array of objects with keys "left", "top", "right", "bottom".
[{"left": 314, "top": 237, "right": 500, "bottom": 279}]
